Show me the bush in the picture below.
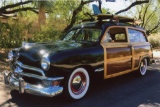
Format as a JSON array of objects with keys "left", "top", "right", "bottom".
[
  {"left": 0, "top": 19, "right": 64, "bottom": 48},
  {"left": 33, "top": 24, "right": 64, "bottom": 42},
  {"left": 148, "top": 34, "right": 160, "bottom": 48},
  {"left": 0, "top": 20, "right": 25, "bottom": 48}
]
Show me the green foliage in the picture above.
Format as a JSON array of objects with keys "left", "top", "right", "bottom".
[
  {"left": 49, "top": 0, "right": 92, "bottom": 29},
  {"left": 51, "top": 0, "right": 80, "bottom": 24},
  {"left": 128, "top": 0, "right": 160, "bottom": 34},
  {"left": 0, "top": 0, "right": 95, "bottom": 49},
  {"left": 33, "top": 0, "right": 54, "bottom": 11},
  {"left": 0, "top": 0, "right": 94, "bottom": 48},
  {"left": 0, "top": 20, "right": 25, "bottom": 48},
  {"left": 33, "top": 24, "right": 63, "bottom": 42},
  {"left": 101, "top": 8, "right": 110, "bottom": 14},
  {"left": 148, "top": 34, "right": 160, "bottom": 48}
]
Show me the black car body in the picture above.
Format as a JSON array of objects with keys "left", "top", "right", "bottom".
[{"left": 4, "top": 14, "right": 153, "bottom": 100}]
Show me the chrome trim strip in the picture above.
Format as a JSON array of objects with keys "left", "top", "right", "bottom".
[
  {"left": 14, "top": 61, "right": 64, "bottom": 81},
  {"left": 18, "top": 72, "right": 64, "bottom": 81},
  {"left": 16, "top": 61, "right": 45, "bottom": 76},
  {"left": 95, "top": 68, "right": 104, "bottom": 72}
]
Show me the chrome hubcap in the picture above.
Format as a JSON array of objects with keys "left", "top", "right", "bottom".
[
  {"left": 140, "top": 60, "right": 146, "bottom": 74},
  {"left": 70, "top": 72, "right": 86, "bottom": 95}
]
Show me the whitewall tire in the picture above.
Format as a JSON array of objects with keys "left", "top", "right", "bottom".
[
  {"left": 66, "top": 68, "right": 90, "bottom": 100},
  {"left": 138, "top": 58, "right": 147, "bottom": 76}
]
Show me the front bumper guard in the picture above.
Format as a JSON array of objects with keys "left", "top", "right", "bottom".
[{"left": 4, "top": 72, "right": 63, "bottom": 97}]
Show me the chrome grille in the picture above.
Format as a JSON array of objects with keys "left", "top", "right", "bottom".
[{"left": 15, "top": 61, "right": 45, "bottom": 76}]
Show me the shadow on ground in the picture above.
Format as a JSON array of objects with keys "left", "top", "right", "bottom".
[{"left": 0, "top": 65, "right": 160, "bottom": 107}]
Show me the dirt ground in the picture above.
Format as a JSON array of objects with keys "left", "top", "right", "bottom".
[{"left": 0, "top": 48, "right": 11, "bottom": 82}]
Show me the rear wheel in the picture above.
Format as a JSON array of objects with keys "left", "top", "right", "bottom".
[
  {"left": 65, "top": 68, "right": 90, "bottom": 100},
  {"left": 137, "top": 58, "right": 147, "bottom": 76}
]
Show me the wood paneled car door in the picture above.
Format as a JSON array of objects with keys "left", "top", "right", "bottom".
[
  {"left": 101, "top": 26, "right": 132, "bottom": 79},
  {"left": 128, "top": 28, "right": 152, "bottom": 69}
]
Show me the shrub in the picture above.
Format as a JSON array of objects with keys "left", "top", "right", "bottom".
[
  {"left": 0, "top": 20, "right": 25, "bottom": 48},
  {"left": 148, "top": 34, "right": 160, "bottom": 48},
  {"left": 33, "top": 24, "right": 64, "bottom": 42}
]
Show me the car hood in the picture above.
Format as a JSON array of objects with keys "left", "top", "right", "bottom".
[{"left": 18, "top": 40, "right": 90, "bottom": 65}]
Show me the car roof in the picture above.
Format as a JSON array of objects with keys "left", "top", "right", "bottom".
[
  {"left": 71, "top": 14, "right": 145, "bottom": 31},
  {"left": 71, "top": 21, "right": 145, "bottom": 31}
]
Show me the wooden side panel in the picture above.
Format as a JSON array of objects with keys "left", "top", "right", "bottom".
[
  {"left": 107, "top": 58, "right": 131, "bottom": 75},
  {"left": 133, "top": 45, "right": 151, "bottom": 68},
  {"left": 106, "top": 47, "right": 132, "bottom": 75}
]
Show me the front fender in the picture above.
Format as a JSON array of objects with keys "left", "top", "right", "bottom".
[{"left": 46, "top": 46, "right": 104, "bottom": 77}]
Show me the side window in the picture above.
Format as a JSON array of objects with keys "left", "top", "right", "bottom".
[
  {"left": 75, "top": 28, "right": 101, "bottom": 42},
  {"left": 91, "top": 29, "right": 101, "bottom": 42},
  {"left": 104, "top": 32, "right": 113, "bottom": 42},
  {"left": 139, "top": 32, "right": 147, "bottom": 42},
  {"left": 63, "top": 29, "right": 80, "bottom": 40},
  {"left": 115, "top": 34, "right": 126, "bottom": 41},
  {"left": 104, "top": 27, "right": 127, "bottom": 43},
  {"left": 75, "top": 29, "right": 84, "bottom": 41},
  {"left": 128, "top": 29, "right": 147, "bottom": 43}
]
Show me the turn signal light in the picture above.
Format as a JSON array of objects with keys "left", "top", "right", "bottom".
[{"left": 52, "top": 81, "right": 60, "bottom": 86}]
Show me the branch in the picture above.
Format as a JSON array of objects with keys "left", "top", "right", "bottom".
[
  {"left": 63, "top": 0, "right": 93, "bottom": 32},
  {"left": 141, "top": 3, "right": 151, "bottom": 27},
  {"left": 147, "top": 22, "right": 160, "bottom": 34},
  {"left": 83, "top": 0, "right": 94, "bottom": 4},
  {"left": 0, "top": 7, "right": 38, "bottom": 14},
  {"left": 143, "top": 12, "right": 155, "bottom": 28},
  {"left": 0, "top": 0, "right": 33, "bottom": 12},
  {"left": 143, "top": 7, "right": 160, "bottom": 28},
  {"left": 84, "top": 12, "right": 94, "bottom": 18},
  {"left": 98, "top": 0, "right": 102, "bottom": 13},
  {"left": 138, "top": 4, "right": 144, "bottom": 20},
  {"left": 0, "top": 13, "right": 13, "bottom": 18},
  {"left": 115, "top": 0, "right": 149, "bottom": 15}
]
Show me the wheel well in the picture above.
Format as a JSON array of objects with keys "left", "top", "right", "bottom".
[
  {"left": 79, "top": 65, "right": 104, "bottom": 81},
  {"left": 80, "top": 65, "right": 95, "bottom": 76},
  {"left": 140, "top": 56, "right": 150, "bottom": 66},
  {"left": 145, "top": 57, "right": 150, "bottom": 66}
]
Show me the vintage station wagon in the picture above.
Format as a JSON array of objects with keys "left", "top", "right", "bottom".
[{"left": 4, "top": 14, "right": 153, "bottom": 100}]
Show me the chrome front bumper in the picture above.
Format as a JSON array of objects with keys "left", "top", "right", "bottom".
[{"left": 4, "top": 72, "right": 64, "bottom": 97}]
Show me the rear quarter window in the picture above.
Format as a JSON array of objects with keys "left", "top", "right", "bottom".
[
  {"left": 103, "top": 27, "right": 127, "bottom": 43},
  {"left": 128, "top": 29, "right": 147, "bottom": 43}
]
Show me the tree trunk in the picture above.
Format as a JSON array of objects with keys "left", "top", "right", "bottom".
[{"left": 38, "top": 5, "right": 46, "bottom": 31}]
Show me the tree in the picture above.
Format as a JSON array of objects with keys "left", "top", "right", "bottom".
[
  {"left": 0, "top": 0, "right": 36, "bottom": 17},
  {"left": 33, "top": 1, "right": 53, "bottom": 30},
  {"left": 63, "top": 0, "right": 150, "bottom": 32},
  {"left": 115, "top": 0, "right": 149, "bottom": 15},
  {"left": 63, "top": 0, "right": 93, "bottom": 32},
  {"left": 126, "top": 0, "right": 160, "bottom": 35},
  {"left": 0, "top": 0, "right": 150, "bottom": 32},
  {"left": 91, "top": 0, "right": 149, "bottom": 15}
]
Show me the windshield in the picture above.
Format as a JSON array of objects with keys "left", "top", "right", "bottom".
[{"left": 63, "top": 28, "right": 101, "bottom": 42}]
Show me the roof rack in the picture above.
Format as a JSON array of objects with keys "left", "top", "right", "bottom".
[
  {"left": 82, "top": 14, "right": 142, "bottom": 25},
  {"left": 97, "top": 14, "right": 134, "bottom": 22}
]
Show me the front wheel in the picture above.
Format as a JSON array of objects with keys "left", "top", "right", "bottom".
[
  {"left": 65, "top": 68, "right": 90, "bottom": 100},
  {"left": 137, "top": 58, "right": 148, "bottom": 76}
]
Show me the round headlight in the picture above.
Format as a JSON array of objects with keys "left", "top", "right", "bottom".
[
  {"left": 8, "top": 51, "right": 13, "bottom": 61},
  {"left": 41, "top": 55, "right": 50, "bottom": 70}
]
